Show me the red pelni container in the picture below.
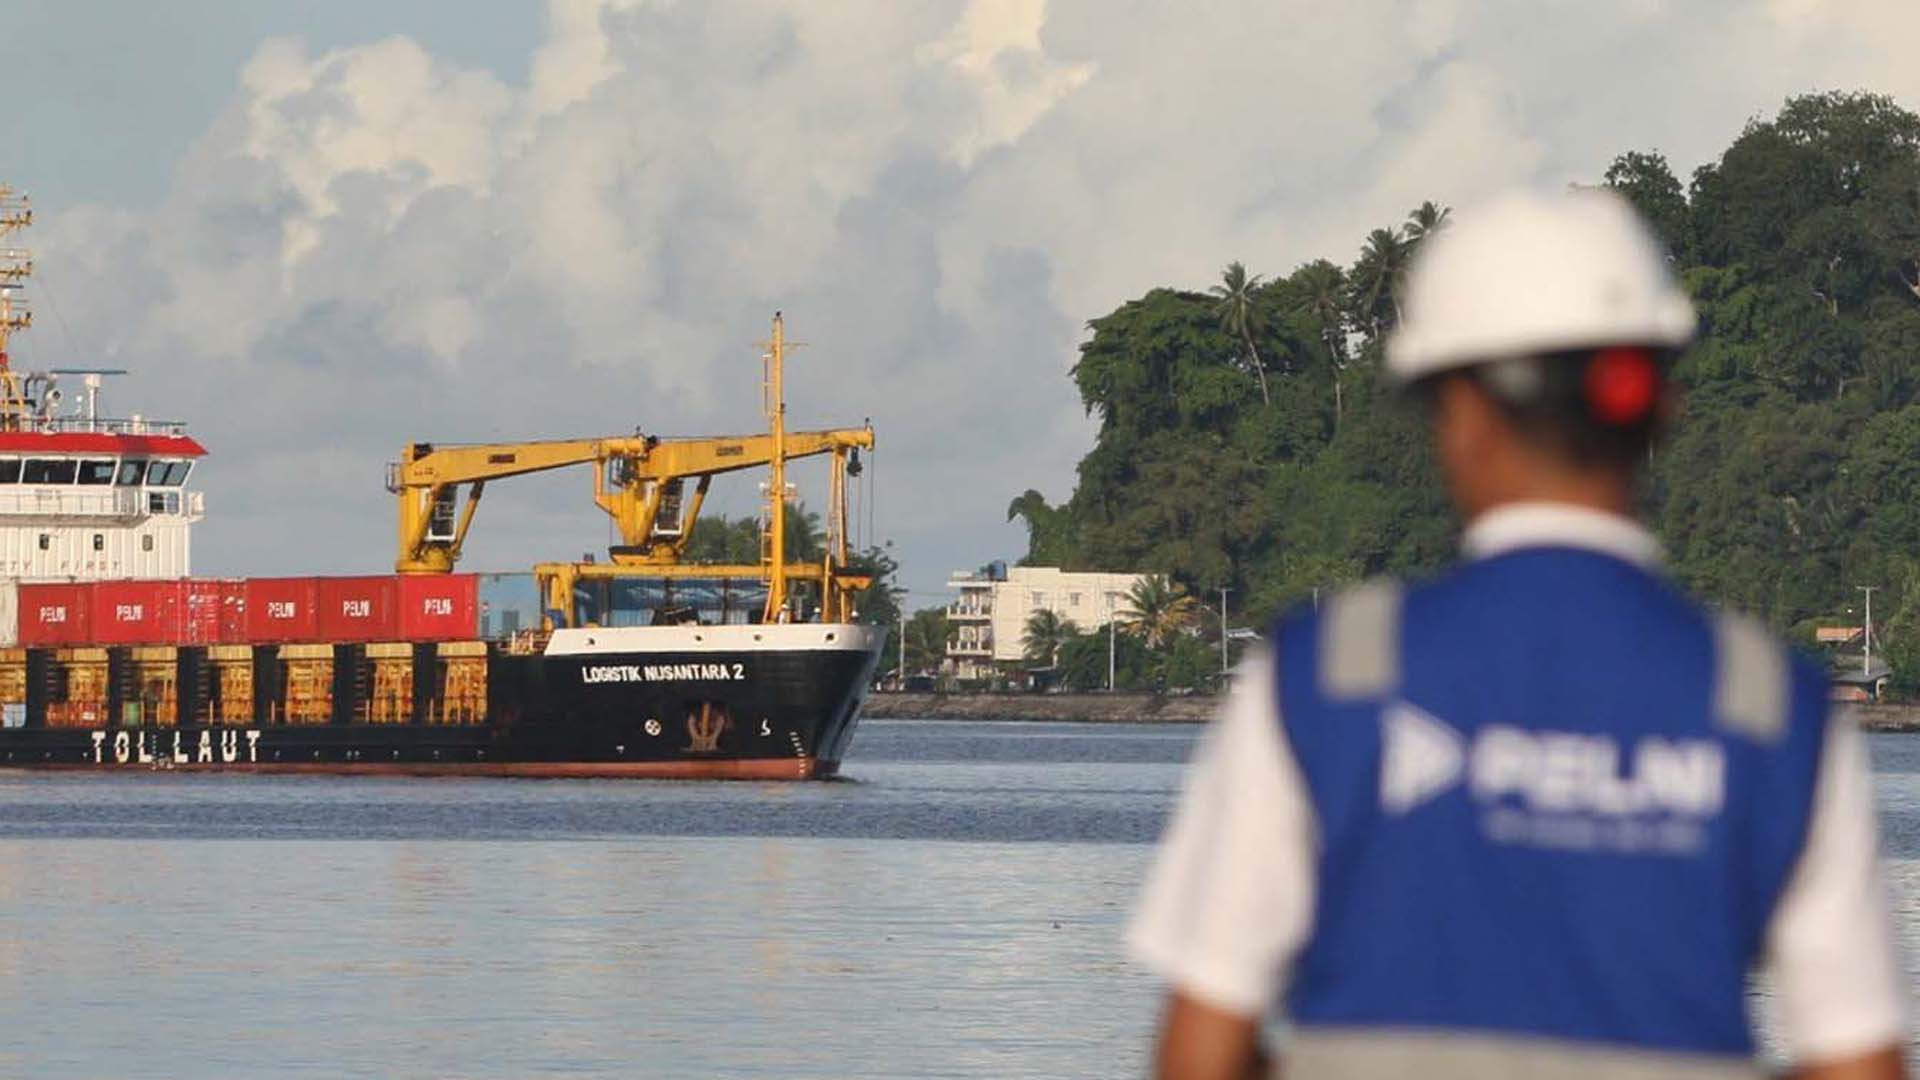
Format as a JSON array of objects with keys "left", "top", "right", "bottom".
[
  {"left": 180, "top": 581, "right": 216, "bottom": 644},
  {"left": 92, "top": 580, "right": 183, "bottom": 644},
  {"left": 244, "top": 577, "right": 321, "bottom": 643},
  {"left": 19, "top": 582, "right": 95, "bottom": 646},
  {"left": 316, "top": 575, "right": 399, "bottom": 642},
  {"left": 218, "top": 580, "right": 247, "bottom": 643},
  {"left": 397, "top": 574, "right": 478, "bottom": 640}
]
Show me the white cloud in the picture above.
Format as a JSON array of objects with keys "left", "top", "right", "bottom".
[
  {"left": 25, "top": 0, "right": 1920, "bottom": 594},
  {"left": 918, "top": 0, "right": 1096, "bottom": 166}
]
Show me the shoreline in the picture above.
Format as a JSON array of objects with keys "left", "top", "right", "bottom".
[
  {"left": 864, "top": 692, "right": 1920, "bottom": 732},
  {"left": 863, "top": 691, "right": 1215, "bottom": 724}
]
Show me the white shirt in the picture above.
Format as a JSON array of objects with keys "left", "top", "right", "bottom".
[{"left": 1128, "top": 502, "right": 1907, "bottom": 1064}]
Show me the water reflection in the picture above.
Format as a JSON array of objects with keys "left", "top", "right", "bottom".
[{"left": 0, "top": 723, "right": 1906, "bottom": 1078}]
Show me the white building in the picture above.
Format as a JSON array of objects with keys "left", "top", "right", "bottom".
[{"left": 946, "top": 564, "right": 1147, "bottom": 680}]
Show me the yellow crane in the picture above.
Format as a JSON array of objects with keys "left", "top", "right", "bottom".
[{"left": 388, "top": 314, "right": 874, "bottom": 627}]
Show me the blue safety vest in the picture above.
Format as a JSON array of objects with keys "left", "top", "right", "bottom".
[{"left": 1273, "top": 546, "right": 1828, "bottom": 1078}]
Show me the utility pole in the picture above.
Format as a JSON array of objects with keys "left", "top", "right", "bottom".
[
  {"left": 1107, "top": 591, "right": 1116, "bottom": 692},
  {"left": 1858, "top": 585, "right": 1877, "bottom": 677},
  {"left": 898, "top": 615, "right": 907, "bottom": 687},
  {"left": 1219, "top": 587, "right": 1231, "bottom": 676}
]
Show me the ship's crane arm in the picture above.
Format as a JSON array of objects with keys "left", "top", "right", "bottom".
[
  {"left": 390, "top": 427, "right": 873, "bottom": 574},
  {"left": 599, "top": 429, "right": 874, "bottom": 567}
]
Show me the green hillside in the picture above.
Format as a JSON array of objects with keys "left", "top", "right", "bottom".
[{"left": 1012, "top": 91, "right": 1920, "bottom": 690}]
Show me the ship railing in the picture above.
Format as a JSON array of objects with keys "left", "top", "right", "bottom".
[
  {"left": 0, "top": 488, "right": 145, "bottom": 517},
  {"left": 27, "top": 416, "right": 191, "bottom": 437}
]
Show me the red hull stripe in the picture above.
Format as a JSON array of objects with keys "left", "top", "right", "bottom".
[
  {"left": 0, "top": 432, "right": 206, "bottom": 456},
  {"left": 3, "top": 757, "right": 836, "bottom": 781}
]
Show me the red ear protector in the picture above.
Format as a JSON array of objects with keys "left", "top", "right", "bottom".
[{"left": 1584, "top": 347, "right": 1660, "bottom": 425}]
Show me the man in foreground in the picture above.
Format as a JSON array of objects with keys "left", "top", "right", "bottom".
[{"left": 1130, "top": 189, "right": 1907, "bottom": 1079}]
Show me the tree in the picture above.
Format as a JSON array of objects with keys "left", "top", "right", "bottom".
[
  {"left": 1603, "top": 151, "right": 1690, "bottom": 260},
  {"left": 849, "top": 543, "right": 903, "bottom": 628},
  {"left": 1405, "top": 200, "right": 1451, "bottom": 245},
  {"left": 1057, "top": 629, "right": 1150, "bottom": 690},
  {"left": 1022, "top": 608, "right": 1080, "bottom": 666},
  {"left": 684, "top": 514, "right": 761, "bottom": 563},
  {"left": 1347, "top": 227, "right": 1413, "bottom": 340},
  {"left": 903, "top": 608, "right": 949, "bottom": 675},
  {"left": 1292, "top": 259, "right": 1350, "bottom": 426},
  {"left": 1118, "top": 574, "right": 1202, "bottom": 648},
  {"left": 1210, "top": 261, "right": 1273, "bottom": 405},
  {"left": 683, "top": 502, "right": 823, "bottom": 563},
  {"left": 1006, "top": 490, "right": 1077, "bottom": 567}
]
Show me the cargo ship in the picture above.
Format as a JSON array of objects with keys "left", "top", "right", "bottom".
[{"left": 0, "top": 186, "right": 883, "bottom": 778}]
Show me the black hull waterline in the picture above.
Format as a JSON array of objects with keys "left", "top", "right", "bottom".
[{"left": 0, "top": 632, "right": 883, "bottom": 780}]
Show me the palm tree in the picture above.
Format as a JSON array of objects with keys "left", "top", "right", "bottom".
[
  {"left": 903, "top": 609, "right": 950, "bottom": 674},
  {"left": 1294, "top": 260, "right": 1349, "bottom": 428},
  {"left": 1022, "top": 608, "right": 1080, "bottom": 667},
  {"left": 1118, "top": 575, "right": 1202, "bottom": 648},
  {"left": 1210, "top": 261, "right": 1272, "bottom": 405},
  {"left": 1405, "top": 200, "right": 1451, "bottom": 245},
  {"left": 1349, "top": 227, "right": 1413, "bottom": 339}
]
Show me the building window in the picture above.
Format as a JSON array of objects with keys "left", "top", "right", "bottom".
[
  {"left": 1069, "top": 592, "right": 1082, "bottom": 606},
  {"left": 1031, "top": 591, "right": 1044, "bottom": 606},
  {"left": 92, "top": 534, "right": 104, "bottom": 552},
  {"left": 142, "top": 535, "right": 154, "bottom": 553},
  {"left": 36, "top": 534, "right": 48, "bottom": 551}
]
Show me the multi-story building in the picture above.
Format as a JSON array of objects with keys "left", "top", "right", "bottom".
[{"left": 945, "top": 564, "right": 1146, "bottom": 680}]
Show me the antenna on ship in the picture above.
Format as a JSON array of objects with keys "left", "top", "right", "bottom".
[{"left": 0, "top": 187, "right": 32, "bottom": 431}]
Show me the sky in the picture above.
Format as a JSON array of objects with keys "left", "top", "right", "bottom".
[{"left": 4, "top": 0, "right": 1920, "bottom": 606}]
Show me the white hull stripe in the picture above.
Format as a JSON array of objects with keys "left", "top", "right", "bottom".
[{"left": 546, "top": 623, "right": 885, "bottom": 657}]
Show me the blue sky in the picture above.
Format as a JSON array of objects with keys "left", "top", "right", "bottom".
[
  {"left": 4, "top": 1, "right": 1917, "bottom": 606},
  {"left": 6, "top": 2, "right": 539, "bottom": 209}
]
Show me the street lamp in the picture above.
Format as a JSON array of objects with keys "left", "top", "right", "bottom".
[
  {"left": 1218, "top": 587, "right": 1231, "bottom": 677},
  {"left": 1858, "top": 585, "right": 1877, "bottom": 677}
]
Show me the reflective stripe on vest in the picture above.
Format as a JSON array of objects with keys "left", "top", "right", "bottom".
[
  {"left": 1283, "top": 1029, "right": 1764, "bottom": 1080},
  {"left": 1319, "top": 580, "right": 1402, "bottom": 700},
  {"left": 1713, "top": 611, "right": 1787, "bottom": 743}
]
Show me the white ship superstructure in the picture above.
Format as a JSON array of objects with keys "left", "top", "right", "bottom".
[{"left": 0, "top": 186, "right": 204, "bottom": 581}]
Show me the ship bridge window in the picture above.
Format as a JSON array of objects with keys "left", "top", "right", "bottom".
[
  {"left": 23, "top": 459, "right": 77, "bottom": 485},
  {"left": 115, "top": 460, "right": 145, "bottom": 486},
  {"left": 0, "top": 459, "right": 19, "bottom": 483},
  {"left": 77, "top": 460, "right": 114, "bottom": 485},
  {"left": 146, "top": 460, "right": 191, "bottom": 487}
]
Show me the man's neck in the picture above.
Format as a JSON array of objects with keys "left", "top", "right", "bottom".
[{"left": 1460, "top": 468, "right": 1637, "bottom": 525}]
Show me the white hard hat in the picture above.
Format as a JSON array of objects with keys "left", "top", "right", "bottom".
[{"left": 1386, "top": 188, "right": 1696, "bottom": 384}]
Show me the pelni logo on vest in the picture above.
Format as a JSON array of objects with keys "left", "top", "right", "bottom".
[{"left": 1380, "top": 700, "right": 1727, "bottom": 856}]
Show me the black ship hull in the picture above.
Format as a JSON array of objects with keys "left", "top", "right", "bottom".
[{"left": 0, "top": 624, "right": 884, "bottom": 780}]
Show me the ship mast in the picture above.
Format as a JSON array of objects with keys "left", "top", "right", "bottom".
[
  {"left": 0, "top": 187, "right": 32, "bottom": 431},
  {"left": 760, "top": 312, "right": 793, "bottom": 623}
]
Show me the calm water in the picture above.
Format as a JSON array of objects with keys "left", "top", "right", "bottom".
[{"left": 0, "top": 722, "right": 1911, "bottom": 1078}]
